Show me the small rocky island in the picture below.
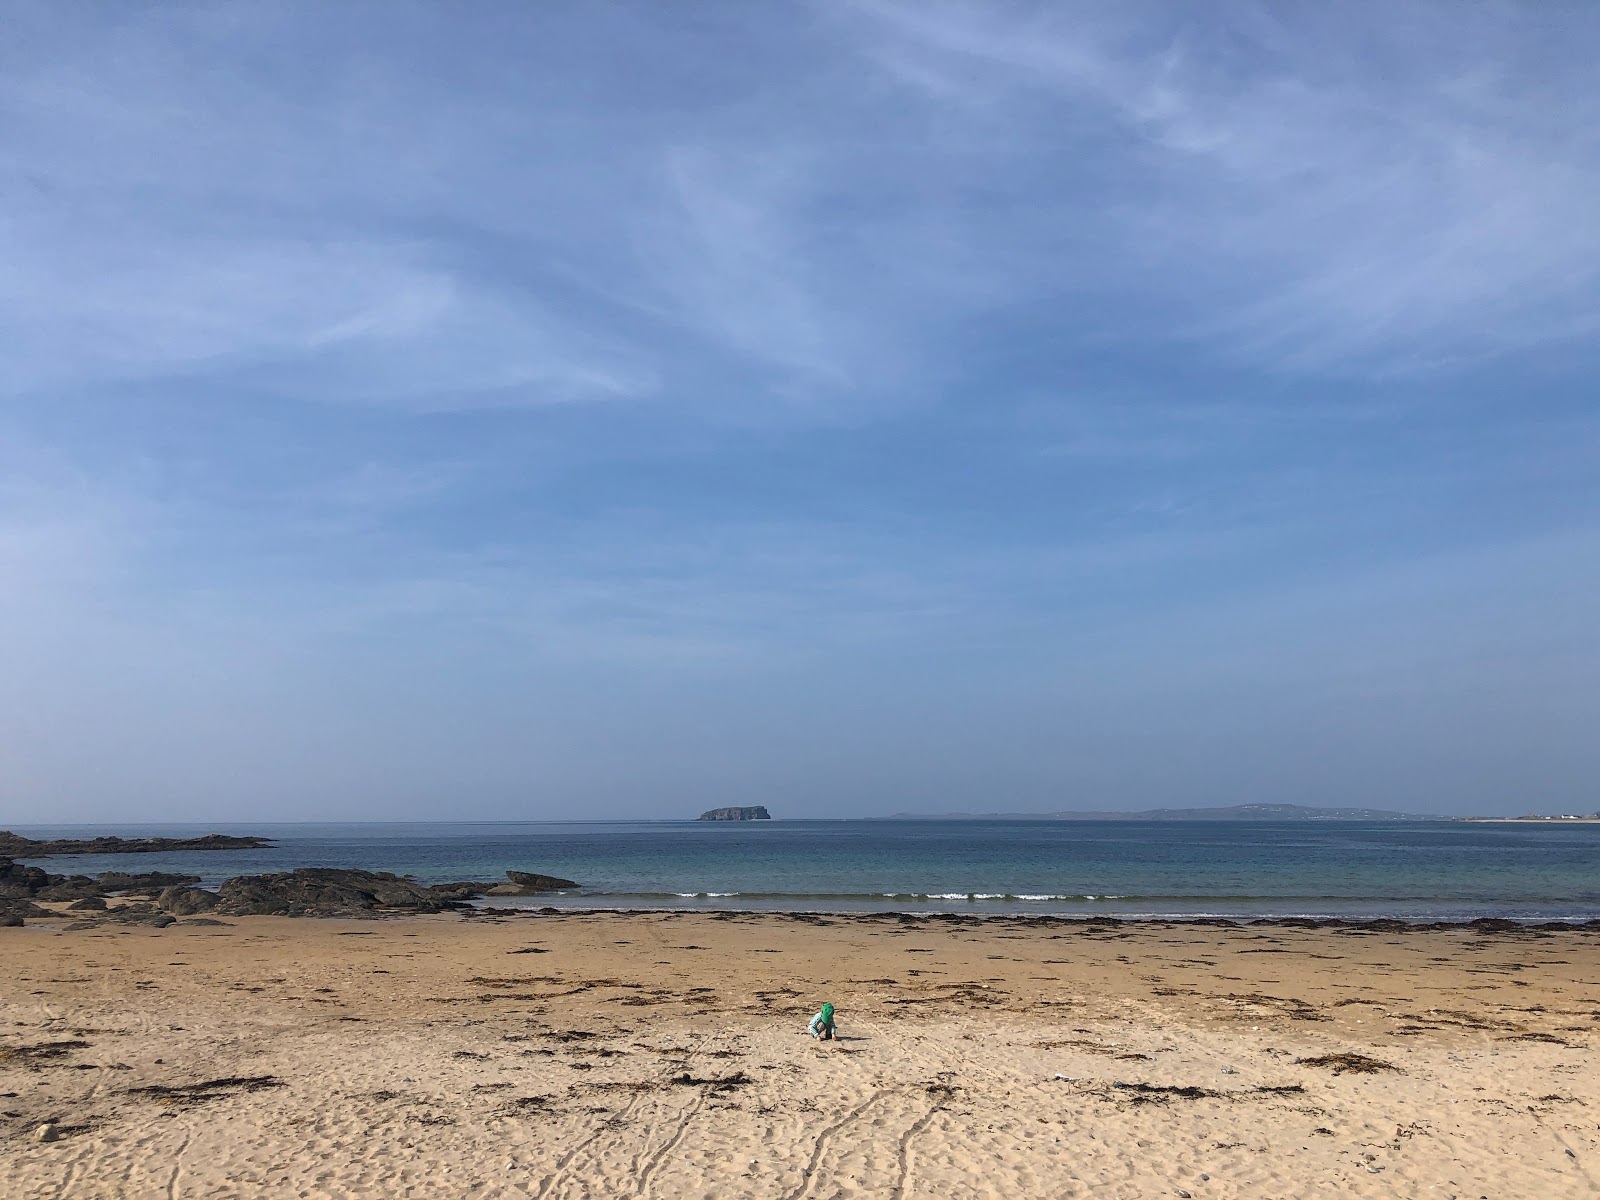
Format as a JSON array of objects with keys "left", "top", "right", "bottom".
[
  {"left": 0, "top": 830, "right": 273, "bottom": 856},
  {"left": 698, "top": 806, "right": 772, "bottom": 821}
]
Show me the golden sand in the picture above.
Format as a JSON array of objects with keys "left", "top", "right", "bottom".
[{"left": 4, "top": 910, "right": 1598, "bottom": 1198}]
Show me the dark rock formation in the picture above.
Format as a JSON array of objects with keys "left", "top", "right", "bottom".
[
  {"left": 428, "top": 881, "right": 486, "bottom": 901},
  {"left": 485, "top": 869, "right": 580, "bottom": 896},
  {"left": 0, "top": 830, "right": 271, "bottom": 856},
  {"left": 111, "top": 910, "right": 176, "bottom": 928},
  {"left": 0, "top": 913, "right": 22, "bottom": 927},
  {"left": 95, "top": 870, "right": 203, "bottom": 892},
  {"left": 67, "top": 897, "right": 107, "bottom": 912},
  {"left": 1, "top": 857, "right": 202, "bottom": 902},
  {"left": 32, "top": 876, "right": 106, "bottom": 901},
  {"left": 0, "top": 858, "right": 52, "bottom": 898},
  {"left": 158, "top": 886, "right": 219, "bottom": 915},
  {"left": 697, "top": 806, "right": 771, "bottom": 821},
  {"left": 215, "top": 868, "right": 481, "bottom": 917}
]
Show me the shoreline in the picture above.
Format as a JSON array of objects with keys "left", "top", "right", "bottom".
[
  {"left": 473, "top": 901, "right": 1600, "bottom": 926},
  {"left": 13, "top": 888, "right": 1600, "bottom": 931}
]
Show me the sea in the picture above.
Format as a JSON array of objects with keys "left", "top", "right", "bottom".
[{"left": 9, "top": 819, "right": 1600, "bottom": 923}]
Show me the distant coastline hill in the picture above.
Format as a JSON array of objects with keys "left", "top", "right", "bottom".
[
  {"left": 698, "top": 806, "right": 772, "bottom": 821},
  {"left": 888, "top": 803, "right": 1438, "bottom": 821}
]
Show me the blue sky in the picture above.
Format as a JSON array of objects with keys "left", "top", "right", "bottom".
[{"left": 2, "top": 1, "right": 1597, "bottom": 820}]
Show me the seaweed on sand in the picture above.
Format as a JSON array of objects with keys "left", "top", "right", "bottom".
[{"left": 1294, "top": 1053, "right": 1399, "bottom": 1075}]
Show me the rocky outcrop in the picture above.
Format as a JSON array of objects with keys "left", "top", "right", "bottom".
[
  {"left": 485, "top": 870, "right": 581, "bottom": 896},
  {"left": 0, "top": 857, "right": 201, "bottom": 901},
  {"left": 94, "top": 870, "right": 203, "bottom": 892},
  {"left": 0, "top": 858, "right": 52, "bottom": 898},
  {"left": 157, "top": 886, "right": 219, "bottom": 915},
  {"left": 215, "top": 868, "right": 481, "bottom": 917},
  {"left": 0, "top": 831, "right": 271, "bottom": 856},
  {"left": 697, "top": 806, "right": 772, "bottom": 821},
  {"left": 0, "top": 898, "right": 46, "bottom": 920},
  {"left": 0, "top": 856, "right": 584, "bottom": 920}
]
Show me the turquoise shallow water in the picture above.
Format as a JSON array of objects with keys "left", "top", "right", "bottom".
[{"left": 10, "top": 819, "right": 1600, "bottom": 921}]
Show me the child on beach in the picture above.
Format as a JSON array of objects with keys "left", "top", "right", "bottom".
[{"left": 808, "top": 1002, "right": 836, "bottom": 1040}]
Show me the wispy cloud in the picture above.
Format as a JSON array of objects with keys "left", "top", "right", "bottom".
[{"left": 842, "top": 0, "right": 1600, "bottom": 374}]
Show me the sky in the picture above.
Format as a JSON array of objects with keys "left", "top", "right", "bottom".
[{"left": 2, "top": 1, "right": 1598, "bottom": 822}]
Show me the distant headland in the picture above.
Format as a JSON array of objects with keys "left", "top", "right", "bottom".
[
  {"left": 0, "top": 830, "right": 273, "bottom": 856},
  {"left": 698, "top": 806, "right": 772, "bottom": 821},
  {"left": 888, "top": 803, "right": 1437, "bottom": 822}
]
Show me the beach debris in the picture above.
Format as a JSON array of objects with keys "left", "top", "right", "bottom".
[
  {"left": 670, "top": 1071, "right": 752, "bottom": 1093},
  {"left": 1112, "top": 1082, "right": 1218, "bottom": 1103},
  {"left": 501, "top": 1094, "right": 553, "bottom": 1114},
  {"left": 34, "top": 1123, "right": 61, "bottom": 1143},
  {"left": 0, "top": 1040, "right": 90, "bottom": 1066},
  {"left": 1104, "top": 1080, "right": 1305, "bottom": 1105},
  {"left": 1294, "top": 1053, "right": 1399, "bottom": 1075},
  {"left": 127, "top": 1075, "right": 285, "bottom": 1105}
]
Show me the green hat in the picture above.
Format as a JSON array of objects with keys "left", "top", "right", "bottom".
[{"left": 820, "top": 1003, "right": 834, "bottom": 1019}]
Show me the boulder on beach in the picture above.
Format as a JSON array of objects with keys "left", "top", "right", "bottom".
[
  {"left": 216, "top": 868, "right": 481, "bottom": 917},
  {"left": 158, "top": 885, "right": 218, "bottom": 915},
  {"left": 0, "top": 858, "right": 52, "bottom": 899},
  {"left": 486, "top": 870, "right": 580, "bottom": 896},
  {"left": 114, "top": 911, "right": 176, "bottom": 928}
]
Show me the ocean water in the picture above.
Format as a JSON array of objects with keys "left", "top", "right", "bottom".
[{"left": 9, "top": 819, "right": 1600, "bottom": 922}]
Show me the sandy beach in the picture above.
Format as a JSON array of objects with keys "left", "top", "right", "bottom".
[{"left": 4, "top": 910, "right": 1598, "bottom": 1198}]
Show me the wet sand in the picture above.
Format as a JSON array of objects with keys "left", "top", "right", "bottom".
[{"left": 4, "top": 911, "right": 1599, "bottom": 1198}]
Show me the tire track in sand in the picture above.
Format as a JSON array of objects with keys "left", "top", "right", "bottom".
[
  {"left": 776, "top": 1089, "right": 890, "bottom": 1200},
  {"left": 890, "top": 1103, "right": 945, "bottom": 1200},
  {"left": 633, "top": 1090, "right": 708, "bottom": 1198},
  {"left": 532, "top": 1085, "right": 657, "bottom": 1200},
  {"left": 164, "top": 1129, "right": 191, "bottom": 1200},
  {"left": 535, "top": 1030, "right": 716, "bottom": 1200}
]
